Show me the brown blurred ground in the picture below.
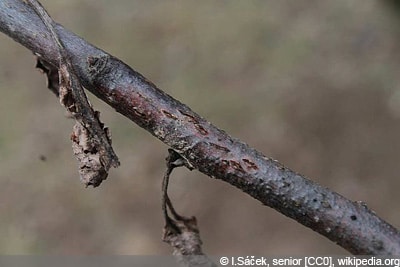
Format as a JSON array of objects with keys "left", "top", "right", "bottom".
[{"left": 0, "top": 0, "right": 400, "bottom": 255}]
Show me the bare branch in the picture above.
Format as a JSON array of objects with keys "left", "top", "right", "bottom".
[{"left": 0, "top": 0, "right": 399, "bottom": 254}]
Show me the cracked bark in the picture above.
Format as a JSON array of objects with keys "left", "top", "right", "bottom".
[{"left": 0, "top": 0, "right": 399, "bottom": 254}]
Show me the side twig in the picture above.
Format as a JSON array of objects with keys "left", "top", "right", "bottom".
[
  {"left": 0, "top": 0, "right": 399, "bottom": 254},
  {"left": 25, "top": 0, "right": 119, "bottom": 187}
]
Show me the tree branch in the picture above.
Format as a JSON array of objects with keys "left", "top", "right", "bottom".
[{"left": 1, "top": 0, "right": 399, "bottom": 254}]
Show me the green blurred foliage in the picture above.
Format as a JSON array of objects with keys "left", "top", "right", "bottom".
[{"left": 0, "top": 0, "right": 400, "bottom": 254}]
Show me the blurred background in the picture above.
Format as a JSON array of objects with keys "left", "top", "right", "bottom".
[{"left": 1, "top": 0, "right": 400, "bottom": 255}]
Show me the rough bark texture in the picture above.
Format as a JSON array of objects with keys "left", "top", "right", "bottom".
[{"left": 1, "top": 0, "right": 399, "bottom": 254}]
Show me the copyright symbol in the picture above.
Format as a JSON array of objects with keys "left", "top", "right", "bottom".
[{"left": 220, "top": 257, "right": 229, "bottom": 265}]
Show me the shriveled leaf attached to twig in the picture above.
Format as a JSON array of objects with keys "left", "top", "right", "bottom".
[
  {"left": 29, "top": 0, "right": 119, "bottom": 187},
  {"left": 58, "top": 62, "right": 119, "bottom": 187}
]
